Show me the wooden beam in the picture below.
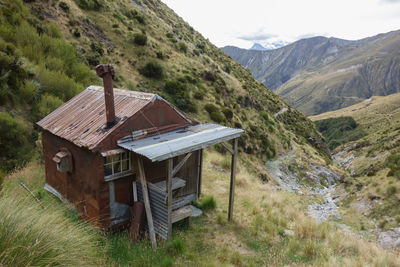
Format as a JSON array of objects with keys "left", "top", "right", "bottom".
[
  {"left": 228, "top": 138, "right": 238, "bottom": 221},
  {"left": 221, "top": 142, "right": 234, "bottom": 155},
  {"left": 197, "top": 149, "right": 203, "bottom": 197},
  {"left": 172, "top": 152, "right": 192, "bottom": 177},
  {"left": 132, "top": 181, "right": 137, "bottom": 202},
  {"left": 166, "top": 158, "right": 173, "bottom": 241},
  {"left": 137, "top": 157, "right": 157, "bottom": 249}
]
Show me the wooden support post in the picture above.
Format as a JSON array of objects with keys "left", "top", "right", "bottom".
[
  {"left": 137, "top": 157, "right": 157, "bottom": 249},
  {"left": 197, "top": 149, "right": 203, "bottom": 197},
  {"left": 228, "top": 138, "right": 238, "bottom": 221},
  {"left": 167, "top": 158, "right": 173, "bottom": 241},
  {"left": 172, "top": 152, "right": 192, "bottom": 177}
]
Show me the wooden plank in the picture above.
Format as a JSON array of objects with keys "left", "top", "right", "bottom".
[
  {"left": 197, "top": 149, "right": 203, "bottom": 197},
  {"left": 172, "top": 193, "right": 197, "bottom": 210},
  {"left": 166, "top": 158, "right": 173, "bottom": 241},
  {"left": 221, "top": 142, "right": 234, "bottom": 155},
  {"left": 132, "top": 181, "right": 137, "bottom": 202},
  {"left": 153, "top": 177, "right": 186, "bottom": 192},
  {"left": 228, "top": 138, "right": 238, "bottom": 221},
  {"left": 172, "top": 153, "right": 192, "bottom": 177},
  {"left": 137, "top": 157, "right": 157, "bottom": 249},
  {"left": 171, "top": 206, "right": 192, "bottom": 223}
]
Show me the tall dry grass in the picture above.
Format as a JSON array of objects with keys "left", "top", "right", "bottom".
[{"left": 0, "top": 190, "right": 103, "bottom": 266}]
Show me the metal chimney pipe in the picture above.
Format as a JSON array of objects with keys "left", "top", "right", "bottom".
[{"left": 96, "top": 64, "right": 116, "bottom": 128}]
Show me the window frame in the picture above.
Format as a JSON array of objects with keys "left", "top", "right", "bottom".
[{"left": 103, "top": 151, "right": 133, "bottom": 180}]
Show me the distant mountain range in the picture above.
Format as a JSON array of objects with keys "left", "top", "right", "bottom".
[
  {"left": 222, "top": 30, "right": 400, "bottom": 115},
  {"left": 250, "top": 43, "right": 267, "bottom": 50}
]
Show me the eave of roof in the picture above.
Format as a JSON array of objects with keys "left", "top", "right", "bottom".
[{"left": 117, "top": 123, "right": 244, "bottom": 162}]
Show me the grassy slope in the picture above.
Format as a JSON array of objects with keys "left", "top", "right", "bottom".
[
  {"left": 24, "top": 0, "right": 328, "bottom": 159},
  {"left": 1, "top": 150, "right": 399, "bottom": 266},
  {"left": 277, "top": 31, "right": 400, "bottom": 115},
  {"left": 310, "top": 94, "right": 400, "bottom": 231}
]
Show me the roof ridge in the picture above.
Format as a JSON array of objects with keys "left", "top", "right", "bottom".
[{"left": 87, "top": 85, "right": 155, "bottom": 100}]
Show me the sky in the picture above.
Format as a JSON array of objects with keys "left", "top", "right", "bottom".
[{"left": 161, "top": 0, "right": 400, "bottom": 49}]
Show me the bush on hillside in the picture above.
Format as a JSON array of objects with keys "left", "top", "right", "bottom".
[
  {"left": 74, "top": 0, "right": 103, "bottom": 10},
  {"left": 204, "top": 103, "right": 218, "bottom": 114},
  {"left": 315, "top": 116, "right": 367, "bottom": 150},
  {"left": 210, "top": 111, "right": 224, "bottom": 123},
  {"left": 164, "top": 79, "right": 197, "bottom": 113},
  {"left": 0, "top": 112, "right": 34, "bottom": 171},
  {"left": 133, "top": 32, "right": 147, "bottom": 46},
  {"left": 386, "top": 152, "right": 400, "bottom": 179},
  {"left": 177, "top": 42, "right": 188, "bottom": 53},
  {"left": 222, "top": 108, "right": 233, "bottom": 120},
  {"left": 139, "top": 61, "right": 164, "bottom": 79}
]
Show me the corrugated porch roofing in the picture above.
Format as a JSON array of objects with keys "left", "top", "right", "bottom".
[{"left": 117, "top": 123, "right": 243, "bottom": 162}]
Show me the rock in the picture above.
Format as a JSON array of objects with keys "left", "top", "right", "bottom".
[
  {"left": 378, "top": 228, "right": 400, "bottom": 249},
  {"left": 310, "top": 164, "right": 340, "bottom": 184},
  {"left": 305, "top": 171, "right": 321, "bottom": 185},
  {"left": 330, "top": 214, "right": 342, "bottom": 220},
  {"left": 284, "top": 229, "right": 294, "bottom": 236}
]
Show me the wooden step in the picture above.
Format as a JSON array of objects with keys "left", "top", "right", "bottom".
[
  {"left": 152, "top": 177, "right": 186, "bottom": 192},
  {"left": 171, "top": 206, "right": 192, "bottom": 224},
  {"left": 172, "top": 193, "right": 197, "bottom": 210}
]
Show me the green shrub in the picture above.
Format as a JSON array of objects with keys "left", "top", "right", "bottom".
[
  {"left": 222, "top": 108, "right": 233, "bottom": 120},
  {"left": 0, "top": 112, "right": 34, "bottom": 171},
  {"left": 164, "top": 79, "right": 186, "bottom": 95},
  {"left": 386, "top": 185, "right": 397, "bottom": 196},
  {"left": 193, "top": 90, "right": 204, "bottom": 100},
  {"left": 166, "top": 239, "right": 185, "bottom": 254},
  {"left": 177, "top": 42, "right": 188, "bottom": 53},
  {"left": 36, "top": 68, "right": 82, "bottom": 101},
  {"left": 38, "top": 94, "right": 64, "bottom": 118},
  {"left": 45, "top": 24, "right": 62, "bottom": 38},
  {"left": 139, "top": 61, "right": 164, "bottom": 79},
  {"left": 133, "top": 32, "right": 147, "bottom": 46},
  {"left": 18, "top": 80, "right": 39, "bottom": 104},
  {"left": 204, "top": 103, "right": 218, "bottom": 114},
  {"left": 210, "top": 111, "right": 224, "bottom": 123},
  {"left": 74, "top": 0, "right": 103, "bottom": 10},
  {"left": 196, "top": 196, "right": 216, "bottom": 210},
  {"left": 386, "top": 152, "right": 400, "bottom": 179},
  {"left": 315, "top": 116, "right": 366, "bottom": 150}
]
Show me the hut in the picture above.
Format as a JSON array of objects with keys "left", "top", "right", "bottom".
[{"left": 37, "top": 65, "right": 243, "bottom": 245}]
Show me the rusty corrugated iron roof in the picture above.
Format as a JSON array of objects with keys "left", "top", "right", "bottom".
[{"left": 37, "top": 86, "right": 157, "bottom": 150}]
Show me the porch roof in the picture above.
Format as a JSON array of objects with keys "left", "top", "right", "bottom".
[{"left": 117, "top": 123, "right": 243, "bottom": 162}]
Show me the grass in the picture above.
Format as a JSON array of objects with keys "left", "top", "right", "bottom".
[{"left": 1, "top": 151, "right": 399, "bottom": 266}]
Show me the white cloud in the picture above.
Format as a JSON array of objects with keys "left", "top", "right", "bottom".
[{"left": 161, "top": 0, "right": 400, "bottom": 48}]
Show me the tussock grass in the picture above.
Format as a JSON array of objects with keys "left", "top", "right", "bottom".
[{"left": 0, "top": 191, "right": 102, "bottom": 266}]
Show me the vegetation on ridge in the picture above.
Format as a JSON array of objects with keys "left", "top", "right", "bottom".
[{"left": 0, "top": 0, "right": 327, "bottom": 173}]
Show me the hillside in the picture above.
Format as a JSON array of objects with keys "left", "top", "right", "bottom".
[
  {"left": 311, "top": 94, "right": 400, "bottom": 240},
  {"left": 0, "top": 0, "right": 328, "bottom": 174},
  {"left": 222, "top": 31, "right": 400, "bottom": 115}
]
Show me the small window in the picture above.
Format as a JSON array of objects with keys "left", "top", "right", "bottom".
[{"left": 104, "top": 152, "right": 131, "bottom": 177}]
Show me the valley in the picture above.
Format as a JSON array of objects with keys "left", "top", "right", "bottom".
[{"left": 222, "top": 31, "right": 400, "bottom": 115}]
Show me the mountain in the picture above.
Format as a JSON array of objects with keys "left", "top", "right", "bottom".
[
  {"left": 1, "top": 1, "right": 399, "bottom": 265},
  {"left": 311, "top": 93, "right": 400, "bottom": 233},
  {"left": 222, "top": 31, "right": 400, "bottom": 115},
  {"left": 249, "top": 43, "right": 267, "bottom": 50},
  {"left": 0, "top": 0, "right": 327, "bottom": 173}
]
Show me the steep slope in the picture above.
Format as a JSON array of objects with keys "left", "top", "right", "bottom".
[
  {"left": 311, "top": 94, "right": 400, "bottom": 233},
  {"left": 222, "top": 31, "right": 400, "bottom": 115},
  {"left": 0, "top": 0, "right": 328, "bottom": 173}
]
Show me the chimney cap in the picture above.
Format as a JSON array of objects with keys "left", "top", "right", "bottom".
[{"left": 96, "top": 64, "right": 115, "bottom": 78}]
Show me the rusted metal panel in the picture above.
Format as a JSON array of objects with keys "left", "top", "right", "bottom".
[{"left": 37, "top": 86, "right": 154, "bottom": 151}]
